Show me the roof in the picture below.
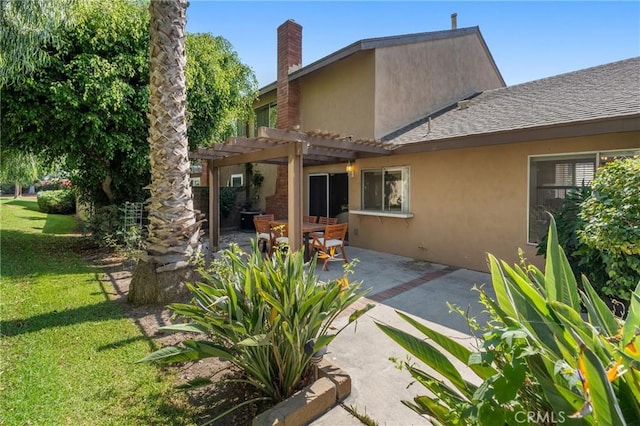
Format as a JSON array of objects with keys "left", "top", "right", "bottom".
[
  {"left": 384, "top": 57, "right": 640, "bottom": 148},
  {"left": 259, "top": 26, "right": 504, "bottom": 95}
]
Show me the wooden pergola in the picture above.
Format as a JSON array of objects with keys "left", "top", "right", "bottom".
[{"left": 189, "top": 126, "right": 391, "bottom": 253}]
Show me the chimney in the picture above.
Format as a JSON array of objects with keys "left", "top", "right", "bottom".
[
  {"left": 276, "top": 20, "right": 302, "bottom": 130},
  {"left": 451, "top": 13, "right": 457, "bottom": 30},
  {"left": 266, "top": 20, "right": 303, "bottom": 220}
]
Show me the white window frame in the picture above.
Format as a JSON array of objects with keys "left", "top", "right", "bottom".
[
  {"left": 229, "top": 173, "right": 244, "bottom": 187},
  {"left": 527, "top": 148, "right": 640, "bottom": 245},
  {"left": 360, "top": 166, "right": 410, "bottom": 214}
]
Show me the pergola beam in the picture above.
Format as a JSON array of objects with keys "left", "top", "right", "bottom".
[
  {"left": 211, "top": 143, "right": 294, "bottom": 168},
  {"left": 258, "top": 127, "right": 390, "bottom": 155}
]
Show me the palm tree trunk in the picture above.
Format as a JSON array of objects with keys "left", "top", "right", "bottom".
[{"left": 129, "top": 0, "right": 202, "bottom": 305}]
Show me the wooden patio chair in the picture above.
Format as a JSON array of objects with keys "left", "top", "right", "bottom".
[
  {"left": 311, "top": 223, "right": 348, "bottom": 270},
  {"left": 253, "top": 218, "right": 273, "bottom": 254},
  {"left": 269, "top": 221, "right": 289, "bottom": 255},
  {"left": 255, "top": 214, "right": 274, "bottom": 221},
  {"left": 312, "top": 216, "right": 338, "bottom": 238},
  {"left": 303, "top": 215, "right": 318, "bottom": 223},
  {"left": 318, "top": 216, "right": 338, "bottom": 225}
]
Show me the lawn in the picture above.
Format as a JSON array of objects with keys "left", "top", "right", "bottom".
[{"left": 0, "top": 198, "right": 197, "bottom": 425}]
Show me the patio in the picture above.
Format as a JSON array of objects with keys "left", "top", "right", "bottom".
[{"left": 214, "top": 229, "right": 495, "bottom": 425}]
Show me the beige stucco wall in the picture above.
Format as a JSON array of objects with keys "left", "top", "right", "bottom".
[
  {"left": 298, "top": 51, "right": 376, "bottom": 139},
  {"left": 374, "top": 33, "right": 504, "bottom": 138},
  {"left": 347, "top": 133, "right": 639, "bottom": 272}
]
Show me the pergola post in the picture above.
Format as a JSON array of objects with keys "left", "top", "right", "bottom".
[
  {"left": 287, "top": 141, "right": 305, "bottom": 252},
  {"left": 208, "top": 160, "right": 220, "bottom": 252}
]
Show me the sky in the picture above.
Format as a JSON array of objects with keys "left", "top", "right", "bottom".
[{"left": 185, "top": 1, "right": 640, "bottom": 89}]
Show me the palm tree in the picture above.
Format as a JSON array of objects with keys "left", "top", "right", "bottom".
[{"left": 128, "top": 0, "right": 202, "bottom": 305}]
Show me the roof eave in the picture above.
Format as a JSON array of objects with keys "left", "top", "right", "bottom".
[{"left": 390, "top": 114, "right": 640, "bottom": 155}]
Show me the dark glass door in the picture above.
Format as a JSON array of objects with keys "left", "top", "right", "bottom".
[{"left": 308, "top": 173, "right": 348, "bottom": 217}]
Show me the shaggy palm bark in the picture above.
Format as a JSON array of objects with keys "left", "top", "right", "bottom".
[{"left": 129, "top": 0, "right": 202, "bottom": 305}]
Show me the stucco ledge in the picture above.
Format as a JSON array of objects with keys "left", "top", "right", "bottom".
[{"left": 350, "top": 210, "right": 414, "bottom": 219}]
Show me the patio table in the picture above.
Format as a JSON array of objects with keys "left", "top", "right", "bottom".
[{"left": 271, "top": 219, "right": 326, "bottom": 261}]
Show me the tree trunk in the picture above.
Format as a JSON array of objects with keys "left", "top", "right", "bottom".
[
  {"left": 129, "top": 0, "right": 202, "bottom": 305},
  {"left": 13, "top": 182, "right": 21, "bottom": 199}
]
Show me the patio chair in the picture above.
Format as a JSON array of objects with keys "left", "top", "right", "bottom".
[
  {"left": 311, "top": 223, "right": 348, "bottom": 270},
  {"left": 269, "top": 221, "right": 289, "bottom": 255},
  {"left": 311, "top": 216, "right": 338, "bottom": 238},
  {"left": 318, "top": 216, "right": 338, "bottom": 225},
  {"left": 255, "top": 214, "right": 274, "bottom": 221},
  {"left": 253, "top": 218, "right": 273, "bottom": 253},
  {"left": 303, "top": 215, "right": 318, "bottom": 223}
]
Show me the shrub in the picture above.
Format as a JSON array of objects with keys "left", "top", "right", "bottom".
[
  {"left": 37, "top": 178, "right": 72, "bottom": 192},
  {"left": 82, "top": 205, "right": 121, "bottom": 246},
  {"left": 579, "top": 157, "right": 640, "bottom": 301},
  {"left": 377, "top": 217, "right": 640, "bottom": 425},
  {"left": 138, "top": 242, "right": 373, "bottom": 407},
  {"left": 220, "top": 186, "right": 241, "bottom": 218},
  {"left": 36, "top": 189, "right": 76, "bottom": 214}
]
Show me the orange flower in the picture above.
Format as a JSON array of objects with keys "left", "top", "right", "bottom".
[
  {"left": 606, "top": 358, "right": 623, "bottom": 382},
  {"left": 337, "top": 276, "right": 349, "bottom": 296},
  {"left": 625, "top": 337, "right": 638, "bottom": 355}
]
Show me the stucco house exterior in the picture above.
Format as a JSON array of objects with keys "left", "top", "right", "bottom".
[{"left": 196, "top": 19, "right": 640, "bottom": 272}]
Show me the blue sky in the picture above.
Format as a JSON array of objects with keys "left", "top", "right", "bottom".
[{"left": 185, "top": 1, "right": 639, "bottom": 88}]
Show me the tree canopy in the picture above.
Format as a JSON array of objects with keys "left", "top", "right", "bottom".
[
  {"left": 185, "top": 33, "right": 257, "bottom": 149},
  {"left": 0, "top": 0, "right": 76, "bottom": 87},
  {"left": 1, "top": 0, "right": 257, "bottom": 206},
  {"left": 0, "top": 148, "right": 40, "bottom": 197}
]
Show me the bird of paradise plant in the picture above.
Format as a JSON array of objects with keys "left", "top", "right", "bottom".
[{"left": 377, "top": 216, "right": 640, "bottom": 425}]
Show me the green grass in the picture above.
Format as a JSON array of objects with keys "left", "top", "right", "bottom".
[{"left": 0, "top": 198, "right": 197, "bottom": 425}]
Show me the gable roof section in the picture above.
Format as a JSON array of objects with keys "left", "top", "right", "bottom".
[
  {"left": 259, "top": 26, "right": 504, "bottom": 95},
  {"left": 384, "top": 57, "right": 640, "bottom": 151}
]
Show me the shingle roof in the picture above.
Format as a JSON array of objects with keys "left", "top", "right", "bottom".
[{"left": 383, "top": 57, "right": 640, "bottom": 146}]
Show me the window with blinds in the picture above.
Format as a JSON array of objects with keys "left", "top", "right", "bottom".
[
  {"left": 529, "top": 156, "right": 595, "bottom": 243},
  {"left": 528, "top": 149, "right": 640, "bottom": 244}
]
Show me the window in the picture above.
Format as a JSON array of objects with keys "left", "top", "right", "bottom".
[
  {"left": 254, "top": 102, "right": 277, "bottom": 135},
  {"left": 229, "top": 173, "right": 243, "bottom": 187},
  {"left": 528, "top": 149, "right": 639, "bottom": 243},
  {"left": 362, "top": 166, "right": 410, "bottom": 213},
  {"left": 232, "top": 118, "right": 248, "bottom": 137}
]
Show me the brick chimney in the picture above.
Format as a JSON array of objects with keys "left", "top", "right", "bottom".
[
  {"left": 276, "top": 20, "right": 302, "bottom": 129},
  {"left": 267, "top": 20, "right": 302, "bottom": 219}
]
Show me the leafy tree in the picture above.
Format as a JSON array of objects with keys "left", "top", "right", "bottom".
[
  {"left": 185, "top": 33, "right": 257, "bottom": 148},
  {"left": 1, "top": 0, "right": 257, "bottom": 207},
  {"left": 0, "top": 148, "right": 40, "bottom": 198},
  {"left": 579, "top": 157, "right": 640, "bottom": 300},
  {"left": 1, "top": 0, "right": 151, "bottom": 206},
  {"left": 128, "top": 0, "right": 200, "bottom": 305},
  {"left": 0, "top": 0, "right": 77, "bottom": 87}
]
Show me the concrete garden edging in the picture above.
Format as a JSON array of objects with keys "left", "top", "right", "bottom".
[{"left": 252, "top": 359, "right": 350, "bottom": 425}]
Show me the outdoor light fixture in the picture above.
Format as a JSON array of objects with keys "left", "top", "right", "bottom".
[{"left": 345, "top": 161, "right": 354, "bottom": 178}]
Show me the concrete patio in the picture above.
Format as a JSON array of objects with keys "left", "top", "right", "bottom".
[{"left": 217, "top": 230, "right": 496, "bottom": 425}]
